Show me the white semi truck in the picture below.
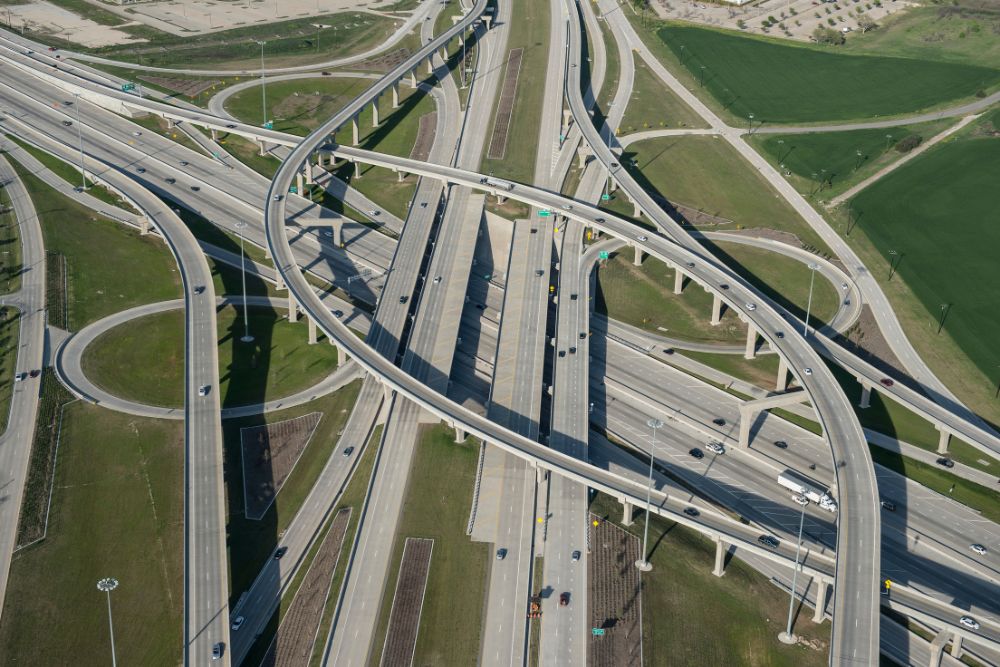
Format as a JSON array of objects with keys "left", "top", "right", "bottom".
[
  {"left": 778, "top": 470, "right": 837, "bottom": 512},
  {"left": 479, "top": 176, "right": 516, "bottom": 191}
]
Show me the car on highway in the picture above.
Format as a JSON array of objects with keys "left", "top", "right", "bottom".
[
  {"left": 420, "top": 202, "right": 428, "bottom": 208},
  {"left": 803, "top": 368, "right": 813, "bottom": 375},
  {"left": 562, "top": 204, "right": 572, "bottom": 210},
  {"left": 880, "top": 378, "right": 894, "bottom": 387},
  {"left": 792, "top": 494, "right": 809, "bottom": 506},
  {"left": 880, "top": 500, "right": 896, "bottom": 511},
  {"left": 212, "top": 643, "right": 224, "bottom": 660},
  {"left": 719, "top": 283, "right": 729, "bottom": 290},
  {"left": 61, "top": 120, "right": 72, "bottom": 127},
  {"left": 841, "top": 282, "right": 849, "bottom": 291},
  {"left": 198, "top": 384, "right": 210, "bottom": 396},
  {"left": 226, "top": 124, "right": 236, "bottom": 129},
  {"left": 368, "top": 209, "right": 381, "bottom": 216},
  {"left": 686, "top": 261, "right": 695, "bottom": 268},
  {"left": 689, "top": 448, "right": 704, "bottom": 460},
  {"left": 194, "top": 285, "right": 205, "bottom": 294},
  {"left": 14, "top": 372, "right": 26, "bottom": 382},
  {"left": 179, "top": 160, "right": 188, "bottom": 166},
  {"left": 273, "top": 546, "right": 288, "bottom": 560},
  {"left": 706, "top": 441, "right": 725, "bottom": 455},
  {"left": 190, "top": 185, "right": 200, "bottom": 191},
  {"left": 332, "top": 310, "right": 343, "bottom": 318},
  {"left": 773, "top": 440, "right": 788, "bottom": 449},
  {"left": 273, "top": 194, "right": 283, "bottom": 201},
  {"left": 559, "top": 592, "right": 570, "bottom": 606},
  {"left": 960, "top": 616, "right": 980, "bottom": 630},
  {"left": 398, "top": 295, "right": 408, "bottom": 304},
  {"left": 712, "top": 417, "right": 726, "bottom": 426},
  {"left": 165, "top": 177, "right": 176, "bottom": 184},
  {"left": 775, "top": 331, "right": 784, "bottom": 339},
  {"left": 745, "top": 302, "right": 757, "bottom": 311},
  {"left": 570, "top": 293, "right": 577, "bottom": 300},
  {"left": 662, "top": 348, "right": 674, "bottom": 355},
  {"left": 132, "top": 131, "right": 142, "bottom": 137},
  {"left": 936, "top": 457, "right": 954, "bottom": 469},
  {"left": 595, "top": 217, "right": 605, "bottom": 223},
  {"left": 342, "top": 447, "right": 354, "bottom": 457},
  {"left": 496, "top": 548, "right": 507, "bottom": 560},
  {"left": 136, "top": 167, "right": 146, "bottom": 173},
  {"left": 683, "top": 506, "right": 699, "bottom": 517},
  {"left": 758, "top": 535, "right": 780, "bottom": 549},
  {"left": 29, "top": 369, "right": 40, "bottom": 378},
  {"left": 970, "top": 544, "right": 987, "bottom": 556},
  {"left": 558, "top": 350, "right": 566, "bottom": 358},
  {"left": 636, "top": 235, "right": 647, "bottom": 242},
  {"left": 433, "top": 276, "right": 442, "bottom": 284},
  {"left": 569, "top": 346, "right": 577, "bottom": 354},
  {"left": 571, "top": 550, "right": 581, "bottom": 562},
  {"left": 579, "top": 332, "right": 587, "bottom": 340},
  {"left": 321, "top": 230, "right": 333, "bottom": 237},
  {"left": 231, "top": 616, "right": 245, "bottom": 631},
  {"left": 535, "top": 269, "right": 544, "bottom": 277}
]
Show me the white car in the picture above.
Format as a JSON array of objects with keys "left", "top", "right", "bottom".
[
  {"left": 803, "top": 367, "right": 813, "bottom": 375},
  {"left": 132, "top": 131, "right": 142, "bottom": 137},
  {"left": 198, "top": 384, "right": 210, "bottom": 397},
  {"left": 368, "top": 209, "right": 381, "bottom": 216},
  {"left": 636, "top": 235, "right": 647, "bottom": 242},
  {"left": 792, "top": 494, "right": 809, "bottom": 506},
  {"left": 970, "top": 544, "right": 987, "bottom": 556},
  {"left": 230, "top": 616, "right": 245, "bottom": 631},
  {"left": 960, "top": 616, "right": 980, "bottom": 630},
  {"left": 745, "top": 302, "right": 757, "bottom": 311},
  {"left": 706, "top": 441, "right": 725, "bottom": 455},
  {"left": 432, "top": 276, "right": 442, "bottom": 284}
]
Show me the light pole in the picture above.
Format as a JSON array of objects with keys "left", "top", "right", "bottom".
[
  {"left": 73, "top": 94, "right": 86, "bottom": 191},
  {"left": 636, "top": 417, "right": 664, "bottom": 572},
  {"left": 885, "top": 133, "right": 893, "bottom": 150},
  {"left": 937, "top": 303, "right": 949, "bottom": 335},
  {"left": 256, "top": 40, "right": 267, "bottom": 127},
  {"left": 747, "top": 112, "right": 754, "bottom": 135},
  {"left": 235, "top": 221, "right": 253, "bottom": 343},
  {"left": 888, "top": 249, "right": 900, "bottom": 281},
  {"left": 97, "top": 577, "right": 119, "bottom": 667},
  {"left": 802, "top": 262, "right": 819, "bottom": 337},
  {"left": 779, "top": 501, "right": 807, "bottom": 644}
]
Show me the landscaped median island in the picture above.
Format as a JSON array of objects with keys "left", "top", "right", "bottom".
[
  {"left": 0, "top": 306, "right": 20, "bottom": 434},
  {"left": 80, "top": 304, "right": 340, "bottom": 409}
]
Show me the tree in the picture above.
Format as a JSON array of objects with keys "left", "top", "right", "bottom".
[
  {"left": 894, "top": 134, "right": 922, "bottom": 153},
  {"left": 813, "top": 26, "right": 846, "bottom": 44},
  {"left": 857, "top": 14, "right": 878, "bottom": 32}
]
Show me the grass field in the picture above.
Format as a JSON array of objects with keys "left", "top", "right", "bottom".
[
  {"left": 619, "top": 55, "right": 708, "bottom": 133},
  {"left": 613, "top": 136, "right": 830, "bottom": 251},
  {"left": 0, "top": 306, "right": 19, "bottom": 434},
  {"left": 10, "top": 162, "right": 181, "bottom": 330},
  {"left": 226, "top": 380, "right": 362, "bottom": 600},
  {"left": 588, "top": 493, "right": 830, "bottom": 666},
  {"left": 368, "top": 425, "right": 487, "bottom": 666},
  {"left": 0, "top": 404, "right": 183, "bottom": 665},
  {"left": 657, "top": 23, "right": 1000, "bottom": 123},
  {"left": 749, "top": 119, "right": 954, "bottom": 198},
  {"left": 0, "top": 177, "right": 22, "bottom": 294},
  {"left": 82, "top": 304, "right": 340, "bottom": 408},
  {"left": 479, "top": 0, "right": 551, "bottom": 183},
  {"left": 226, "top": 77, "right": 373, "bottom": 137},
  {"left": 681, "top": 349, "right": 781, "bottom": 391},
  {"left": 848, "top": 134, "right": 1000, "bottom": 417}
]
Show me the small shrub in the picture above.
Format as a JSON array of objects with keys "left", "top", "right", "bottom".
[
  {"left": 828, "top": 17, "right": 836, "bottom": 25},
  {"left": 894, "top": 134, "right": 922, "bottom": 153}
]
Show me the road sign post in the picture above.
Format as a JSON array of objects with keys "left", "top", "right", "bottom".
[
  {"left": 592, "top": 628, "right": 605, "bottom": 636},
  {"left": 598, "top": 251, "right": 609, "bottom": 260}
]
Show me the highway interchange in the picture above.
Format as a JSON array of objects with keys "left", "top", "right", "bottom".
[{"left": 0, "top": 0, "right": 997, "bottom": 665}]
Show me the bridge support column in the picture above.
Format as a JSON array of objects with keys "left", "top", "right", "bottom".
[
  {"left": 427, "top": 55, "right": 434, "bottom": 74},
  {"left": 622, "top": 500, "right": 634, "bottom": 526},
  {"left": 496, "top": 194, "right": 506, "bottom": 205},
  {"left": 712, "top": 537, "right": 726, "bottom": 577},
  {"left": 392, "top": 82, "right": 400, "bottom": 108},
  {"left": 409, "top": 69, "right": 417, "bottom": 88},
  {"left": 296, "top": 172, "right": 304, "bottom": 196},
  {"left": 140, "top": 216, "right": 151, "bottom": 235},
  {"left": 166, "top": 117, "right": 175, "bottom": 129},
  {"left": 562, "top": 109, "right": 572, "bottom": 137},
  {"left": 632, "top": 200, "right": 642, "bottom": 218},
  {"left": 929, "top": 630, "right": 950, "bottom": 667},
  {"left": 258, "top": 140, "right": 266, "bottom": 157},
  {"left": 351, "top": 115, "right": 360, "bottom": 146},
  {"left": 274, "top": 271, "right": 285, "bottom": 291},
  {"left": 308, "top": 316, "right": 317, "bottom": 344},
  {"left": 210, "top": 128, "right": 218, "bottom": 141},
  {"left": 776, "top": 356, "right": 789, "bottom": 392},
  {"left": 397, "top": 170, "right": 406, "bottom": 182},
  {"left": 336, "top": 344, "right": 350, "bottom": 367},
  {"left": 950, "top": 634, "right": 963, "bottom": 659},
  {"left": 858, "top": 381, "right": 872, "bottom": 409},
  {"left": 812, "top": 579, "right": 828, "bottom": 623},
  {"left": 372, "top": 97, "right": 380, "bottom": 127},
  {"left": 577, "top": 146, "right": 589, "bottom": 169},
  {"left": 483, "top": 15, "right": 492, "bottom": 29},
  {"left": 738, "top": 405, "right": 753, "bottom": 448},
  {"left": 608, "top": 175, "right": 618, "bottom": 193},
  {"left": 288, "top": 294, "right": 298, "bottom": 323},
  {"left": 936, "top": 426, "right": 951, "bottom": 455},
  {"left": 673, "top": 267, "right": 684, "bottom": 294},
  {"left": 332, "top": 221, "right": 343, "bottom": 247},
  {"left": 453, "top": 424, "right": 467, "bottom": 443},
  {"left": 632, "top": 246, "right": 643, "bottom": 267},
  {"left": 354, "top": 160, "right": 361, "bottom": 179},
  {"left": 711, "top": 293, "right": 722, "bottom": 326},
  {"left": 744, "top": 325, "right": 758, "bottom": 360},
  {"left": 304, "top": 163, "right": 313, "bottom": 185}
]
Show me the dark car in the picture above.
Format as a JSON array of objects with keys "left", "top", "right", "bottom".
[
  {"left": 136, "top": 167, "right": 146, "bottom": 173},
  {"left": 399, "top": 295, "right": 408, "bottom": 304},
  {"left": 570, "top": 293, "right": 578, "bottom": 300},
  {"left": 880, "top": 378, "right": 895, "bottom": 387},
  {"left": 559, "top": 592, "right": 570, "bottom": 606},
  {"left": 758, "top": 535, "right": 780, "bottom": 549},
  {"left": 342, "top": 447, "right": 354, "bottom": 457},
  {"left": 194, "top": 285, "right": 205, "bottom": 294},
  {"left": 683, "top": 507, "right": 699, "bottom": 517},
  {"left": 273, "top": 546, "right": 288, "bottom": 560},
  {"left": 773, "top": 440, "right": 788, "bottom": 449},
  {"left": 662, "top": 348, "right": 674, "bottom": 355},
  {"left": 775, "top": 331, "right": 785, "bottom": 339},
  {"left": 61, "top": 120, "right": 72, "bottom": 126},
  {"left": 165, "top": 177, "right": 176, "bottom": 184},
  {"left": 689, "top": 448, "right": 704, "bottom": 460},
  {"left": 190, "top": 185, "right": 200, "bottom": 191},
  {"left": 226, "top": 124, "right": 236, "bottom": 129},
  {"left": 212, "top": 642, "right": 224, "bottom": 660},
  {"left": 712, "top": 418, "right": 726, "bottom": 426},
  {"left": 29, "top": 369, "right": 40, "bottom": 378},
  {"left": 579, "top": 332, "right": 586, "bottom": 340},
  {"left": 568, "top": 346, "right": 576, "bottom": 354},
  {"left": 880, "top": 500, "right": 896, "bottom": 511},
  {"left": 558, "top": 350, "right": 566, "bottom": 358},
  {"left": 936, "top": 457, "right": 954, "bottom": 469},
  {"left": 719, "top": 283, "right": 729, "bottom": 290}
]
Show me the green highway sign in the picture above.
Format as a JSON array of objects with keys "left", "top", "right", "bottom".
[
  {"left": 538, "top": 210, "right": 551, "bottom": 217},
  {"left": 121, "top": 82, "right": 136, "bottom": 92},
  {"left": 263, "top": 120, "right": 274, "bottom": 129},
  {"left": 289, "top": 186, "right": 298, "bottom": 194},
  {"left": 601, "top": 193, "right": 610, "bottom": 201},
  {"left": 592, "top": 628, "right": 605, "bottom": 636},
  {"left": 599, "top": 251, "right": 610, "bottom": 260}
]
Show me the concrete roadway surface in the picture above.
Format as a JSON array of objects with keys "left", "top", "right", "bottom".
[{"left": 0, "top": 152, "right": 46, "bottom": 621}]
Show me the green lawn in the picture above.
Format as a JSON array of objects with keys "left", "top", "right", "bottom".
[
  {"left": 225, "top": 380, "right": 362, "bottom": 603},
  {"left": 368, "top": 425, "right": 487, "bottom": 667},
  {"left": 681, "top": 350, "right": 781, "bottom": 390},
  {"left": 0, "top": 176, "right": 22, "bottom": 294},
  {"left": 0, "top": 404, "right": 183, "bottom": 666},
  {"left": 848, "top": 135, "right": 1000, "bottom": 406},
  {"left": 0, "top": 306, "right": 19, "bottom": 434},
  {"left": 619, "top": 55, "right": 708, "bottom": 133},
  {"left": 588, "top": 493, "right": 829, "bottom": 666},
  {"left": 82, "top": 304, "right": 340, "bottom": 408},
  {"left": 656, "top": 23, "right": 1000, "bottom": 123},
  {"left": 10, "top": 162, "right": 181, "bottom": 330},
  {"left": 225, "top": 77, "right": 373, "bottom": 137},
  {"left": 480, "top": 0, "right": 551, "bottom": 183},
  {"left": 749, "top": 119, "right": 954, "bottom": 198},
  {"left": 611, "top": 136, "right": 830, "bottom": 251}
]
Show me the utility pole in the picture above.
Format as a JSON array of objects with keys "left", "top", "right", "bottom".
[
  {"left": 97, "top": 578, "right": 119, "bottom": 667},
  {"left": 635, "top": 418, "right": 664, "bottom": 571}
]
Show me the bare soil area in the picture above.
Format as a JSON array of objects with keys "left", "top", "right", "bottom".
[
  {"left": 409, "top": 112, "right": 437, "bottom": 162},
  {"left": 486, "top": 48, "right": 524, "bottom": 160},
  {"left": 588, "top": 513, "right": 642, "bottom": 667},
  {"left": 380, "top": 537, "right": 434, "bottom": 667},
  {"left": 240, "top": 412, "right": 322, "bottom": 519}
]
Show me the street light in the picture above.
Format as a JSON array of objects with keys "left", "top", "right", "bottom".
[
  {"left": 779, "top": 501, "right": 807, "bottom": 645},
  {"left": 256, "top": 40, "right": 267, "bottom": 127},
  {"left": 887, "top": 249, "right": 901, "bottom": 281},
  {"left": 96, "top": 577, "right": 119, "bottom": 667},
  {"left": 73, "top": 93, "right": 86, "bottom": 192},
  {"left": 235, "top": 221, "right": 253, "bottom": 343},
  {"left": 747, "top": 112, "right": 754, "bottom": 134},
  {"left": 802, "top": 262, "right": 819, "bottom": 337},
  {"left": 636, "top": 417, "right": 664, "bottom": 572},
  {"left": 937, "top": 303, "right": 949, "bottom": 335}
]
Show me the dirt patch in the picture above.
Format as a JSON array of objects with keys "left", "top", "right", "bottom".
[
  {"left": 240, "top": 412, "right": 323, "bottom": 520},
  {"left": 380, "top": 537, "right": 434, "bottom": 667},
  {"left": 588, "top": 513, "right": 642, "bottom": 667},
  {"left": 409, "top": 112, "right": 437, "bottom": 162},
  {"left": 353, "top": 47, "right": 412, "bottom": 72},
  {"left": 259, "top": 508, "right": 353, "bottom": 667},
  {"left": 139, "top": 76, "right": 221, "bottom": 98},
  {"left": 486, "top": 48, "right": 524, "bottom": 160}
]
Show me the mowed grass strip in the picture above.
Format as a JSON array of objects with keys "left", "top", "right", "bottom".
[
  {"left": 0, "top": 404, "right": 184, "bottom": 665},
  {"left": 81, "top": 304, "right": 340, "bottom": 408},
  {"left": 658, "top": 23, "right": 1000, "bottom": 123},
  {"left": 0, "top": 306, "right": 19, "bottom": 433},
  {"left": 849, "top": 136, "right": 1000, "bottom": 401}
]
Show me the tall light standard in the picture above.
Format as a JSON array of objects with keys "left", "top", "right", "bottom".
[
  {"left": 96, "top": 577, "right": 119, "bottom": 666},
  {"left": 636, "top": 417, "right": 664, "bottom": 572},
  {"left": 779, "top": 501, "right": 807, "bottom": 644},
  {"left": 235, "top": 221, "right": 253, "bottom": 343},
  {"left": 802, "top": 262, "right": 819, "bottom": 337},
  {"left": 747, "top": 112, "right": 754, "bottom": 135},
  {"left": 73, "top": 93, "right": 86, "bottom": 192},
  {"left": 256, "top": 40, "right": 268, "bottom": 127},
  {"left": 887, "top": 249, "right": 901, "bottom": 281}
]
